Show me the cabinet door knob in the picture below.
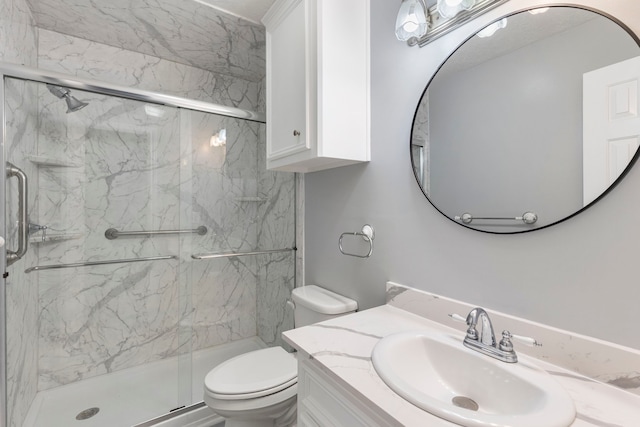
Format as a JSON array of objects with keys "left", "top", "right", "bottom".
[{"left": 293, "top": 130, "right": 301, "bottom": 137}]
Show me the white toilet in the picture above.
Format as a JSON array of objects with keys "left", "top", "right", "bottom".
[{"left": 203, "top": 285, "right": 358, "bottom": 427}]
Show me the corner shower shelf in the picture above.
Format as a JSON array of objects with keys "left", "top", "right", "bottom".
[
  {"left": 29, "top": 232, "right": 84, "bottom": 244},
  {"left": 235, "top": 197, "right": 268, "bottom": 202},
  {"left": 27, "top": 155, "right": 81, "bottom": 168}
]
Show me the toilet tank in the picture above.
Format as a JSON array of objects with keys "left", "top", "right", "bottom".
[{"left": 291, "top": 285, "right": 358, "bottom": 327}]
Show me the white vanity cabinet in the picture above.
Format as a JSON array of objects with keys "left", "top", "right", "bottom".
[
  {"left": 262, "top": 0, "right": 370, "bottom": 172},
  {"left": 297, "top": 357, "right": 390, "bottom": 427}
]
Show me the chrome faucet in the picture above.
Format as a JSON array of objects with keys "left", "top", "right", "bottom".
[
  {"left": 465, "top": 307, "right": 495, "bottom": 347},
  {"left": 450, "top": 307, "right": 541, "bottom": 363}
]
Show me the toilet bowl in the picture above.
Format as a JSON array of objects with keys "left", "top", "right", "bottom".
[
  {"left": 203, "top": 285, "right": 358, "bottom": 427},
  {"left": 204, "top": 347, "right": 297, "bottom": 427}
]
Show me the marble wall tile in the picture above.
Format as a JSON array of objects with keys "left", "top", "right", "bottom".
[
  {"left": 256, "top": 254, "right": 296, "bottom": 348},
  {"left": 256, "top": 123, "right": 296, "bottom": 348},
  {"left": 35, "top": 87, "right": 188, "bottom": 389},
  {"left": 189, "top": 257, "right": 258, "bottom": 350},
  {"left": 32, "top": 88, "right": 294, "bottom": 389},
  {"left": 1, "top": 3, "right": 294, "bottom": 419},
  {"left": 294, "top": 174, "right": 305, "bottom": 292},
  {"left": 38, "top": 29, "right": 264, "bottom": 112},
  {"left": 26, "top": 0, "right": 266, "bottom": 82},
  {"left": 37, "top": 261, "right": 183, "bottom": 389},
  {"left": 186, "top": 110, "right": 262, "bottom": 352},
  {"left": 0, "top": 0, "right": 39, "bottom": 424},
  {"left": 0, "top": 0, "right": 38, "bottom": 67},
  {"left": 5, "top": 78, "right": 40, "bottom": 427}
]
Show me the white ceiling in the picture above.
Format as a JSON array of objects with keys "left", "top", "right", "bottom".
[{"left": 192, "top": 0, "right": 276, "bottom": 24}]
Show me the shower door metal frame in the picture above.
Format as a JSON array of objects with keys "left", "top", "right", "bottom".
[{"left": 0, "top": 61, "right": 266, "bottom": 427}]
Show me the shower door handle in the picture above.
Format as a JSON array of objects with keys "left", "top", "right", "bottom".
[{"left": 6, "top": 162, "right": 28, "bottom": 267}]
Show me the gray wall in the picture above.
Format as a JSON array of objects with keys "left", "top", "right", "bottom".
[{"left": 305, "top": 0, "right": 640, "bottom": 349}]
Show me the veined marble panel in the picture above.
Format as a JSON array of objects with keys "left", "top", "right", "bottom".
[
  {"left": 2, "top": 9, "right": 293, "bottom": 414},
  {"left": 1, "top": 1, "right": 39, "bottom": 422},
  {"left": 295, "top": 174, "right": 304, "bottom": 288},
  {"left": 0, "top": 0, "right": 38, "bottom": 67},
  {"left": 37, "top": 260, "right": 183, "bottom": 389},
  {"left": 26, "top": 0, "right": 265, "bottom": 82},
  {"left": 189, "top": 256, "right": 258, "bottom": 350},
  {"left": 256, "top": 122, "right": 296, "bottom": 347},
  {"left": 257, "top": 253, "right": 295, "bottom": 348},
  {"left": 33, "top": 90, "right": 294, "bottom": 390},
  {"left": 186, "top": 111, "right": 260, "bottom": 255},
  {"left": 35, "top": 83, "right": 188, "bottom": 389},
  {"left": 184, "top": 110, "right": 262, "bottom": 352},
  {"left": 4, "top": 77, "right": 40, "bottom": 427},
  {"left": 38, "top": 29, "right": 264, "bottom": 111}
]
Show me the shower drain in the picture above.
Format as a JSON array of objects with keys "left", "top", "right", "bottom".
[
  {"left": 75, "top": 407, "right": 100, "bottom": 421},
  {"left": 452, "top": 396, "right": 479, "bottom": 411}
]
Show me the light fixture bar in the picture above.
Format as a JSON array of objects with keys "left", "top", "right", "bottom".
[{"left": 415, "top": 0, "right": 509, "bottom": 47}]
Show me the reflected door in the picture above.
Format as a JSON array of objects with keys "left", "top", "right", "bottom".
[{"left": 583, "top": 56, "right": 640, "bottom": 205}]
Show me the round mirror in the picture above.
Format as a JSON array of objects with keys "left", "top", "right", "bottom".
[{"left": 411, "top": 6, "right": 640, "bottom": 233}]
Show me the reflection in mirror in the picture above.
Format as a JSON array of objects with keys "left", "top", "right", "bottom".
[{"left": 411, "top": 6, "right": 640, "bottom": 233}]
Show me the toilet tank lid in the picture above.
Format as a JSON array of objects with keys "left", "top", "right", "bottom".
[{"left": 292, "top": 285, "right": 358, "bottom": 314}]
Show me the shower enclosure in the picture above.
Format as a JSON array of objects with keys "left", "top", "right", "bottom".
[{"left": 0, "top": 63, "right": 296, "bottom": 427}]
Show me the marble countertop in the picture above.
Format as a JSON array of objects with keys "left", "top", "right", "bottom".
[{"left": 283, "top": 305, "right": 640, "bottom": 426}]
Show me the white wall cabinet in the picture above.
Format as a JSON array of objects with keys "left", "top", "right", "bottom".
[
  {"left": 262, "top": 0, "right": 370, "bottom": 173},
  {"left": 297, "top": 357, "right": 390, "bottom": 427}
]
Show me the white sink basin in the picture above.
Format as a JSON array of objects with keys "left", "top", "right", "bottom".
[{"left": 372, "top": 330, "right": 576, "bottom": 427}]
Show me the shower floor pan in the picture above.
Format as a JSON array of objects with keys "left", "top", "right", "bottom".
[{"left": 22, "top": 337, "right": 265, "bottom": 427}]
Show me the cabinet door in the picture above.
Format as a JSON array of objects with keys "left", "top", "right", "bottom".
[
  {"left": 298, "top": 358, "right": 389, "bottom": 427},
  {"left": 265, "top": 0, "right": 310, "bottom": 162}
]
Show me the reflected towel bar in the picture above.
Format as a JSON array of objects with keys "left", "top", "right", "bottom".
[
  {"left": 25, "top": 255, "right": 178, "bottom": 273},
  {"left": 454, "top": 212, "right": 538, "bottom": 225},
  {"left": 191, "top": 248, "right": 296, "bottom": 260},
  {"left": 105, "top": 226, "right": 207, "bottom": 240}
]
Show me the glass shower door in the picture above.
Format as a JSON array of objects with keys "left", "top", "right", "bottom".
[
  {"left": 2, "top": 68, "right": 296, "bottom": 427},
  {"left": 3, "top": 77, "right": 192, "bottom": 427}
]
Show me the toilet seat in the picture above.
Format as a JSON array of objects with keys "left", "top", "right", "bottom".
[{"left": 204, "top": 347, "right": 297, "bottom": 400}]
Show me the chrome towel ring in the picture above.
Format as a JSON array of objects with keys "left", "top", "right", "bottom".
[{"left": 339, "top": 224, "right": 374, "bottom": 258}]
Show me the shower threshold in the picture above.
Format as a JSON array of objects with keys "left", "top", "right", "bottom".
[{"left": 22, "top": 337, "right": 265, "bottom": 427}]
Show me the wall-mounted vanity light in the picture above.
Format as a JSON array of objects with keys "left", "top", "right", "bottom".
[
  {"left": 397, "top": 0, "right": 510, "bottom": 47},
  {"left": 437, "top": 0, "right": 475, "bottom": 19},
  {"left": 395, "top": 0, "right": 429, "bottom": 41}
]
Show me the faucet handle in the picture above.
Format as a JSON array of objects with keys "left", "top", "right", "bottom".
[
  {"left": 448, "top": 313, "right": 466, "bottom": 323},
  {"left": 500, "top": 330, "right": 541, "bottom": 349},
  {"left": 499, "top": 331, "right": 514, "bottom": 352},
  {"left": 512, "top": 333, "right": 542, "bottom": 347}
]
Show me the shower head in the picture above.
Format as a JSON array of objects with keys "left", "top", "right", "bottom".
[
  {"left": 65, "top": 96, "right": 89, "bottom": 113},
  {"left": 46, "top": 84, "right": 89, "bottom": 113}
]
